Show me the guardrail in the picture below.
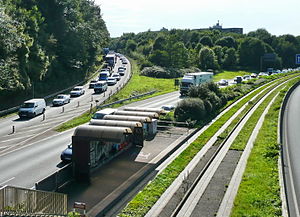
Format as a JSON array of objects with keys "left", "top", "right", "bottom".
[
  {"left": 96, "top": 90, "right": 156, "bottom": 111},
  {"left": 279, "top": 79, "right": 300, "bottom": 217},
  {"left": 0, "top": 64, "right": 104, "bottom": 117},
  {"left": 0, "top": 57, "right": 135, "bottom": 117}
]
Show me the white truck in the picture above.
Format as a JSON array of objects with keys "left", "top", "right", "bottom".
[{"left": 180, "top": 72, "right": 213, "bottom": 95}]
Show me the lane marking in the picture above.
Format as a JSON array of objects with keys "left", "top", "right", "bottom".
[{"left": 0, "top": 177, "right": 15, "bottom": 185}]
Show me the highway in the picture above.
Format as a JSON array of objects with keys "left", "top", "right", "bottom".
[
  {"left": 0, "top": 89, "right": 180, "bottom": 189},
  {"left": 282, "top": 84, "right": 300, "bottom": 216},
  {"left": 0, "top": 56, "right": 131, "bottom": 155}
]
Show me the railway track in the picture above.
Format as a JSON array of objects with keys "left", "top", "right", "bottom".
[{"left": 140, "top": 75, "right": 299, "bottom": 217}]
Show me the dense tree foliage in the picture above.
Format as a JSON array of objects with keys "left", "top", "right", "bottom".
[
  {"left": 0, "top": 0, "right": 109, "bottom": 108},
  {"left": 110, "top": 28, "right": 300, "bottom": 77}
]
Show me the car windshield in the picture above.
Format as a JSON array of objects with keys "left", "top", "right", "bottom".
[
  {"left": 113, "top": 74, "right": 118, "bottom": 77},
  {"left": 73, "top": 88, "right": 81, "bottom": 91},
  {"left": 108, "top": 78, "right": 114, "bottom": 80},
  {"left": 56, "top": 95, "right": 64, "bottom": 99},
  {"left": 181, "top": 82, "right": 192, "bottom": 88},
  {"left": 21, "top": 103, "right": 34, "bottom": 108}
]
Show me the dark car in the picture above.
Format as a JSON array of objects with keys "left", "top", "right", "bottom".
[{"left": 60, "top": 144, "right": 72, "bottom": 162}]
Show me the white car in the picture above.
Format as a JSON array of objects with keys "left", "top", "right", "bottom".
[
  {"left": 70, "top": 86, "right": 85, "bottom": 97},
  {"left": 218, "top": 79, "right": 228, "bottom": 86},
  {"left": 52, "top": 94, "right": 70, "bottom": 106},
  {"left": 111, "top": 73, "right": 121, "bottom": 81},
  {"left": 118, "top": 68, "right": 126, "bottom": 76},
  {"left": 107, "top": 77, "right": 117, "bottom": 86}
]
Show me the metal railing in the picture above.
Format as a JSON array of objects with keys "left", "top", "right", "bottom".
[
  {"left": 0, "top": 64, "right": 103, "bottom": 117},
  {"left": 0, "top": 185, "right": 67, "bottom": 216}
]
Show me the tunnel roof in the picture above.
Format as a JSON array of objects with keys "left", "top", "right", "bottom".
[
  {"left": 123, "top": 107, "right": 165, "bottom": 115},
  {"left": 103, "top": 115, "right": 152, "bottom": 123},
  {"left": 114, "top": 110, "right": 159, "bottom": 118},
  {"left": 73, "top": 125, "right": 132, "bottom": 143},
  {"left": 89, "top": 119, "right": 142, "bottom": 129}
]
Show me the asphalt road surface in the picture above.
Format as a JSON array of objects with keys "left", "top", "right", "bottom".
[
  {"left": 282, "top": 84, "right": 300, "bottom": 216},
  {"left": 0, "top": 57, "right": 130, "bottom": 155},
  {"left": 0, "top": 91, "right": 181, "bottom": 189}
]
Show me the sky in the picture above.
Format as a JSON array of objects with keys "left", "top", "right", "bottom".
[{"left": 95, "top": 0, "right": 300, "bottom": 38}]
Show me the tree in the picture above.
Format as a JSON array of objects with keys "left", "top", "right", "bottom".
[
  {"left": 149, "top": 50, "right": 169, "bottom": 67},
  {"left": 126, "top": 39, "right": 137, "bottom": 52},
  {"left": 223, "top": 48, "right": 237, "bottom": 69},
  {"left": 215, "top": 36, "right": 237, "bottom": 49},
  {"left": 198, "top": 47, "right": 219, "bottom": 70},
  {"left": 175, "top": 98, "right": 206, "bottom": 121},
  {"left": 212, "top": 46, "right": 223, "bottom": 66},
  {"left": 199, "top": 36, "right": 213, "bottom": 47},
  {"left": 248, "top": 28, "right": 273, "bottom": 45},
  {"left": 238, "top": 37, "right": 266, "bottom": 69},
  {"left": 152, "top": 35, "right": 167, "bottom": 51}
]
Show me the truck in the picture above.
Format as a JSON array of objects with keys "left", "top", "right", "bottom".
[
  {"left": 105, "top": 53, "right": 116, "bottom": 68},
  {"left": 180, "top": 72, "right": 213, "bottom": 95}
]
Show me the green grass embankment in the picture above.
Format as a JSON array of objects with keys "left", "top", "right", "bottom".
[
  {"left": 213, "top": 70, "right": 252, "bottom": 82},
  {"left": 231, "top": 77, "right": 300, "bottom": 216},
  {"left": 55, "top": 59, "right": 176, "bottom": 132},
  {"left": 118, "top": 74, "right": 296, "bottom": 217}
]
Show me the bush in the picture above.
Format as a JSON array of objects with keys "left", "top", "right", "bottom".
[
  {"left": 141, "top": 66, "right": 200, "bottom": 79},
  {"left": 175, "top": 98, "right": 206, "bottom": 121}
]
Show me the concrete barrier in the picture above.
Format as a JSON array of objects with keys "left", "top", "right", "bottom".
[{"left": 35, "top": 163, "right": 73, "bottom": 192}]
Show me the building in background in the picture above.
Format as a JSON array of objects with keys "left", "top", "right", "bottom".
[{"left": 197, "top": 21, "right": 243, "bottom": 34}]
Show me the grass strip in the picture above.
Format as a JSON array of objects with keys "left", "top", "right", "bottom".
[
  {"left": 118, "top": 75, "right": 294, "bottom": 216},
  {"left": 230, "top": 81, "right": 286, "bottom": 151},
  {"left": 213, "top": 70, "right": 252, "bottom": 82},
  {"left": 230, "top": 77, "right": 300, "bottom": 216},
  {"left": 55, "top": 59, "right": 176, "bottom": 132}
]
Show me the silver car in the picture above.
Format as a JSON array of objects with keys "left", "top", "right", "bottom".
[
  {"left": 52, "top": 94, "right": 70, "bottom": 106},
  {"left": 70, "top": 86, "right": 85, "bottom": 97}
]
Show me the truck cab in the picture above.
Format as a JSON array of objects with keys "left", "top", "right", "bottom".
[{"left": 180, "top": 72, "right": 213, "bottom": 95}]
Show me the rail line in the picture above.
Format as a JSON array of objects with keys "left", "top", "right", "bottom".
[
  {"left": 135, "top": 75, "right": 299, "bottom": 217},
  {"left": 166, "top": 77, "right": 296, "bottom": 217}
]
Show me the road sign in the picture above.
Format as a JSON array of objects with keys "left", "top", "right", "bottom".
[
  {"left": 263, "top": 53, "right": 276, "bottom": 62},
  {"left": 296, "top": 54, "right": 300, "bottom": 64}
]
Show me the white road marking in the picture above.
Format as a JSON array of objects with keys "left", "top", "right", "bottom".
[
  {"left": 0, "top": 177, "right": 15, "bottom": 185},
  {"left": 137, "top": 152, "right": 151, "bottom": 159}
]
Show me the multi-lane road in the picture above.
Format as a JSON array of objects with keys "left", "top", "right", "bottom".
[{"left": 0, "top": 55, "right": 181, "bottom": 189}]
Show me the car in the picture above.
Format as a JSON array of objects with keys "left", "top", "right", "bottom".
[
  {"left": 70, "top": 86, "right": 85, "bottom": 97},
  {"left": 18, "top": 98, "right": 46, "bottom": 118},
  {"left": 258, "top": 72, "right": 268, "bottom": 77},
  {"left": 52, "top": 94, "right": 70, "bottom": 106},
  {"left": 243, "top": 75, "right": 251, "bottom": 80},
  {"left": 218, "top": 79, "right": 228, "bottom": 86},
  {"left": 111, "top": 73, "right": 121, "bottom": 81},
  {"left": 94, "top": 81, "right": 108, "bottom": 93},
  {"left": 61, "top": 144, "right": 72, "bottom": 162},
  {"left": 118, "top": 66, "right": 126, "bottom": 71},
  {"left": 92, "top": 108, "right": 117, "bottom": 119},
  {"left": 251, "top": 73, "right": 257, "bottom": 78},
  {"left": 107, "top": 77, "right": 117, "bottom": 86},
  {"left": 89, "top": 80, "right": 98, "bottom": 89},
  {"left": 118, "top": 68, "right": 125, "bottom": 76},
  {"left": 101, "top": 68, "right": 110, "bottom": 73},
  {"left": 161, "top": 105, "right": 175, "bottom": 111}
]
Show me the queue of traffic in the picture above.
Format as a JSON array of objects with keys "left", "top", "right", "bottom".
[
  {"left": 17, "top": 52, "right": 127, "bottom": 118},
  {"left": 60, "top": 106, "right": 166, "bottom": 181}
]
